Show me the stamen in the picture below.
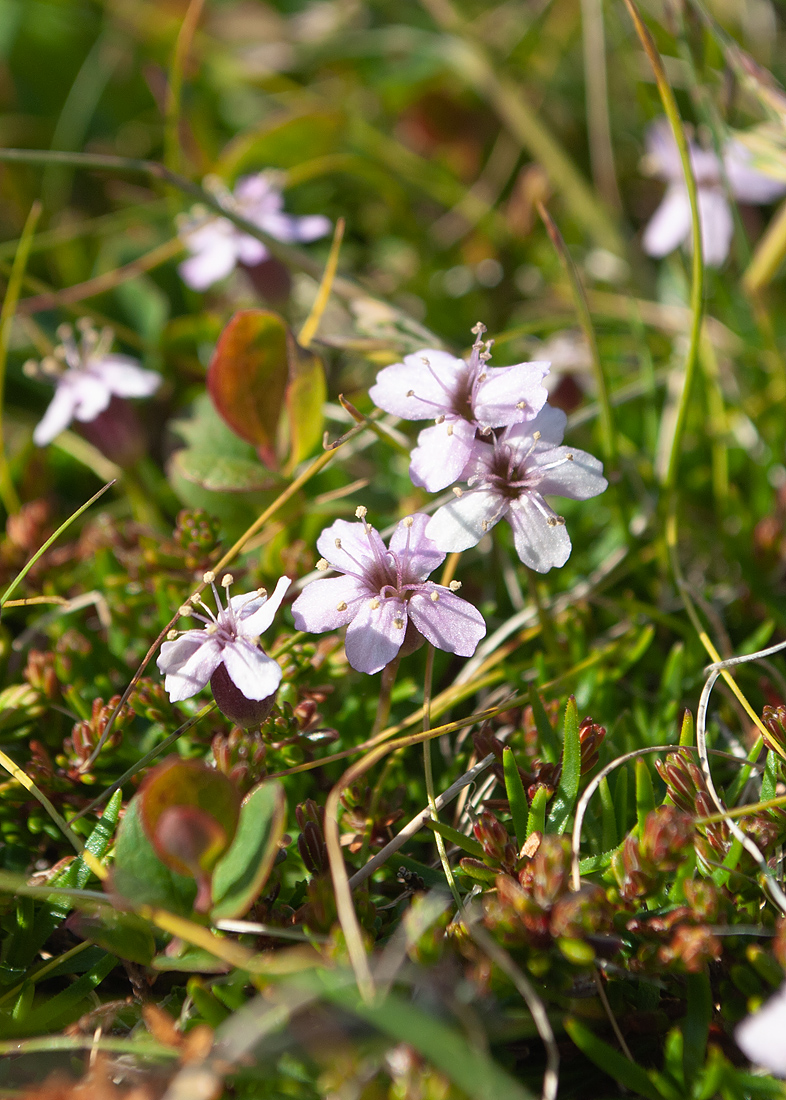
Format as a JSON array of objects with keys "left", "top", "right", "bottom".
[
  {"left": 403, "top": 516, "right": 413, "bottom": 528},
  {"left": 430, "top": 591, "right": 439, "bottom": 602},
  {"left": 406, "top": 389, "right": 415, "bottom": 397},
  {"left": 316, "top": 558, "right": 329, "bottom": 571},
  {"left": 453, "top": 487, "right": 464, "bottom": 498},
  {"left": 203, "top": 571, "right": 216, "bottom": 584},
  {"left": 355, "top": 505, "right": 367, "bottom": 519},
  {"left": 477, "top": 372, "right": 487, "bottom": 382},
  {"left": 516, "top": 400, "right": 528, "bottom": 410},
  {"left": 178, "top": 605, "right": 192, "bottom": 617},
  {"left": 435, "top": 414, "right": 446, "bottom": 425},
  {"left": 547, "top": 517, "right": 558, "bottom": 527},
  {"left": 166, "top": 630, "right": 178, "bottom": 640},
  {"left": 369, "top": 598, "right": 380, "bottom": 610},
  {"left": 334, "top": 538, "right": 342, "bottom": 549},
  {"left": 256, "top": 587, "right": 267, "bottom": 597},
  {"left": 533, "top": 431, "right": 541, "bottom": 441},
  {"left": 393, "top": 618, "right": 405, "bottom": 629},
  {"left": 446, "top": 424, "right": 454, "bottom": 437},
  {"left": 449, "top": 580, "right": 461, "bottom": 591},
  {"left": 221, "top": 573, "right": 233, "bottom": 587},
  {"left": 205, "top": 623, "right": 219, "bottom": 635},
  {"left": 56, "top": 323, "right": 72, "bottom": 342},
  {"left": 337, "top": 601, "right": 348, "bottom": 611},
  {"left": 481, "top": 520, "right": 489, "bottom": 531}
]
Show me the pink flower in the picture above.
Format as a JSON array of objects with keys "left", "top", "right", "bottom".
[
  {"left": 178, "top": 172, "right": 331, "bottom": 290},
  {"left": 425, "top": 405, "right": 607, "bottom": 572},
  {"left": 642, "top": 118, "right": 786, "bottom": 266},
  {"left": 26, "top": 322, "right": 161, "bottom": 447},
  {"left": 157, "top": 572, "right": 291, "bottom": 703},
  {"left": 368, "top": 323, "right": 550, "bottom": 492},
  {"left": 735, "top": 983, "right": 786, "bottom": 1077},
  {"left": 291, "top": 510, "right": 486, "bottom": 675}
]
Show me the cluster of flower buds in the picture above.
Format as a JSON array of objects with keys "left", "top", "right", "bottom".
[
  {"left": 578, "top": 716, "right": 606, "bottom": 774},
  {"left": 59, "top": 695, "right": 134, "bottom": 780},
  {"left": 627, "top": 877, "right": 724, "bottom": 974},
  {"left": 655, "top": 748, "right": 728, "bottom": 857},
  {"left": 613, "top": 806, "right": 694, "bottom": 902},
  {"left": 212, "top": 726, "right": 268, "bottom": 794},
  {"left": 762, "top": 705, "right": 786, "bottom": 758},
  {"left": 173, "top": 509, "right": 222, "bottom": 573}
]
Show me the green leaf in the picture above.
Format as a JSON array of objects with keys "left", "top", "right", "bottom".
[
  {"left": 211, "top": 781, "right": 287, "bottom": 920},
  {"left": 423, "top": 818, "right": 484, "bottom": 859},
  {"left": 564, "top": 1016, "right": 662, "bottom": 1100},
  {"left": 682, "top": 972, "right": 712, "bottom": 1088},
  {"left": 503, "top": 747, "right": 529, "bottom": 845},
  {"left": 14, "top": 952, "right": 117, "bottom": 1036},
  {"left": 67, "top": 907, "right": 156, "bottom": 966},
  {"left": 761, "top": 749, "right": 780, "bottom": 802},
  {"left": 678, "top": 709, "right": 694, "bottom": 747},
  {"left": 217, "top": 111, "right": 343, "bottom": 177},
  {"left": 172, "top": 449, "right": 278, "bottom": 493},
  {"left": 547, "top": 696, "right": 580, "bottom": 835},
  {"left": 111, "top": 798, "right": 197, "bottom": 917},
  {"left": 526, "top": 786, "right": 548, "bottom": 839},
  {"left": 635, "top": 759, "right": 655, "bottom": 837},
  {"left": 284, "top": 339, "right": 326, "bottom": 473},
  {"left": 207, "top": 310, "right": 291, "bottom": 468},
  {"left": 599, "top": 776, "right": 617, "bottom": 851},
  {"left": 528, "top": 685, "right": 560, "bottom": 763}
]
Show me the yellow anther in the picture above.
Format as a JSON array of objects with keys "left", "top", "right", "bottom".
[
  {"left": 221, "top": 573, "right": 233, "bottom": 587},
  {"left": 430, "top": 591, "right": 439, "bottom": 602},
  {"left": 394, "top": 618, "right": 405, "bottom": 629},
  {"left": 453, "top": 487, "right": 464, "bottom": 498},
  {"left": 403, "top": 516, "right": 414, "bottom": 528},
  {"left": 166, "top": 630, "right": 178, "bottom": 640},
  {"left": 369, "top": 598, "right": 380, "bottom": 610},
  {"left": 355, "top": 505, "right": 368, "bottom": 519},
  {"left": 334, "top": 538, "right": 342, "bottom": 549},
  {"left": 316, "top": 558, "right": 329, "bottom": 571},
  {"left": 178, "top": 605, "right": 191, "bottom": 617},
  {"left": 449, "top": 580, "right": 461, "bottom": 591},
  {"left": 336, "top": 601, "right": 348, "bottom": 611},
  {"left": 203, "top": 570, "right": 216, "bottom": 584}
]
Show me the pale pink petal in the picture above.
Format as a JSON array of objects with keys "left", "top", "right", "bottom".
[
  {"left": 262, "top": 212, "right": 331, "bottom": 242},
  {"left": 234, "top": 234, "right": 269, "bottom": 266},
  {"left": 529, "top": 445, "right": 607, "bottom": 500},
  {"left": 160, "top": 635, "right": 223, "bottom": 702},
  {"left": 642, "top": 184, "right": 692, "bottom": 257},
  {"left": 409, "top": 419, "right": 477, "bottom": 492},
  {"left": 71, "top": 374, "right": 112, "bottom": 422},
  {"left": 408, "top": 584, "right": 486, "bottom": 656},
  {"left": 697, "top": 188, "right": 734, "bottom": 267},
  {"left": 501, "top": 405, "right": 567, "bottom": 460},
  {"left": 291, "top": 575, "right": 366, "bottom": 632},
  {"left": 235, "top": 575, "right": 292, "bottom": 636},
  {"left": 344, "top": 597, "right": 407, "bottom": 674},
  {"left": 33, "top": 384, "right": 79, "bottom": 445},
  {"left": 473, "top": 361, "right": 550, "bottom": 428},
  {"left": 178, "top": 229, "right": 239, "bottom": 290},
  {"left": 507, "top": 495, "right": 571, "bottom": 572},
  {"left": 316, "top": 518, "right": 388, "bottom": 578},
  {"left": 222, "top": 638, "right": 282, "bottom": 700},
  {"left": 369, "top": 351, "right": 466, "bottom": 419},
  {"left": 94, "top": 357, "right": 161, "bottom": 398},
  {"left": 235, "top": 173, "right": 279, "bottom": 211},
  {"left": 724, "top": 141, "right": 786, "bottom": 204},
  {"left": 735, "top": 984, "right": 786, "bottom": 1076},
  {"left": 388, "top": 513, "right": 445, "bottom": 581},
  {"left": 289, "top": 214, "right": 332, "bottom": 242},
  {"left": 646, "top": 118, "right": 683, "bottom": 182},
  {"left": 426, "top": 489, "right": 504, "bottom": 552}
]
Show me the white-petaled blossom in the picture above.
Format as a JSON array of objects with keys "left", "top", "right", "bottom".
[
  {"left": 642, "top": 117, "right": 786, "bottom": 266},
  {"left": 157, "top": 573, "right": 291, "bottom": 703},
  {"left": 425, "top": 404, "right": 607, "bottom": 572},
  {"left": 25, "top": 321, "right": 161, "bottom": 447},
  {"left": 178, "top": 172, "right": 331, "bottom": 290},
  {"left": 368, "top": 323, "right": 550, "bottom": 492},
  {"left": 735, "top": 983, "right": 786, "bottom": 1077}
]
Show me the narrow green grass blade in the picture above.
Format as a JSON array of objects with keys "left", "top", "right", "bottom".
[{"left": 503, "top": 747, "right": 529, "bottom": 845}]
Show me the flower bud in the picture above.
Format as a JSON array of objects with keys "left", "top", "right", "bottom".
[
  {"left": 578, "top": 716, "right": 606, "bottom": 774},
  {"left": 210, "top": 662, "right": 277, "bottom": 728},
  {"left": 762, "top": 704, "right": 786, "bottom": 757}
]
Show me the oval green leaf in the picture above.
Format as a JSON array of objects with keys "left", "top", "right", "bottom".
[{"left": 211, "top": 781, "right": 286, "bottom": 920}]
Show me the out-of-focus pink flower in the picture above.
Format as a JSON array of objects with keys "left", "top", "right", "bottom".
[
  {"left": 178, "top": 172, "right": 331, "bottom": 290},
  {"left": 157, "top": 572, "right": 291, "bottom": 703},
  {"left": 642, "top": 118, "right": 786, "bottom": 266},
  {"left": 291, "top": 510, "right": 486, "bottom": 674},
  {"left": 735, "top": 983, "right": 786, "bottom": 1076},
  {"left": 26, "top": 321, "right": 161, "bottom": 447},
  {"left": 369, "top": 323, "right": 550, "bottom": 492},
  {"left": 425, "top": 404, "right": 607, "bottom": 572}
]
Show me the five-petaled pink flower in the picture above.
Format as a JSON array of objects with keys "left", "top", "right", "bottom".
[
  {"left": 425, "top": 405, "right": 607, "bottom": 572},
  {"left": 368, "top": 323, "right": 550, "bottom": 492},
  {"left": 27, "top": 321, "right": 161, "bottom": 447},
  {"left": 642, "top": 118, "right": 786, "bottom": 266},
  {"left": 291, "top": 510, "right": 486, "bottom": 675},
  {"left": 157, "top": 572, "right": 291, "bottom": 703},
  {"left": 178, "top": 172, "right": 331, "bottom": 290}
]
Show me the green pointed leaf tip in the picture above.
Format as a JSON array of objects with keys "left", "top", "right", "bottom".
[
  {"left": 546, "top": 696, "right": 581, "bottom": 835},
  {"left": 207, "top": 308, "right": 325, "bottom": 471},
  {"left": 502, "top": 747, "right": 529, "bottom": 844},
  {"left": 211, "top": 781, "right": 287, "bottom": 920},
  {"left": 139, "top": 756, "right": 242, "bottom": 879}
]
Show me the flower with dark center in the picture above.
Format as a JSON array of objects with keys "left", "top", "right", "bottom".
[
  {"left": 157, "top": 571, "right": 290, "bottom": 705},
  {"left": 291, "top": 510, "right": 486, "bottom": 674},
  {"left": 425, "top": 404, "right": 607, "bottom": 572},
  {"left": 369, "top": 323, "right": 550, "bottom": 492},
  {"left": 25, "top": 320, "right": 161, "bottom": 447}
]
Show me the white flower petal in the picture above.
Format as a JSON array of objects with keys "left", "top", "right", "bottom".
[
  {"left": 291, "top": 575, "right": 366, "bottom": 632},
  {"left": 388, "top": 513, "right": 444, "bottom": 581},
  {"left": 735, "top": 983, "right": 786, "bottom": 1076},
  {"left": 697, "top": 188, "right": 734, "bottom": 267},
  {"left": 234, "top": 234, "right": 268, "bottom": 266},
  {"left": 235, "top": 575, "right": 292, "bottom": 637},
  {"left": 94, "top": 357, "right": 162, "bottom": 398},
  {"left": 316, "top": 518, "right": 388, "bottom": 579},
  {"left": 408, "top": 585, "right": 486, "bottom": 657},
  {"left": 369, "top": 351, "right": 466, "bottom": 419},
  {"left": 344, "top": 597, "right": 406, "bottom": 674},
  {"left": 409, "top": 419, "right": 477, "bottom": 492},
  {"left": 642, "top": 184, "right": 692, "bottom": 258},
  {"left": 724, "top": 141, "right": 786, "bottom": 204},
  {"left": 33, "top": 383, "right": 79, "bottom": 446},
  {"left": 178, "top": 230, "right": 239, "bottom": 290},
  {"left": 159, "top": 634, "right": 223, "bottom": 702},
  {"left": 473, "top": 361, "right": 550, "bottom": 428},
  {"left": 426, "top": 490, "right": 504, "bottom": 552},
  {"left": 529, "top": 445, "right": 608, "bottom": 500},
  {"left": 70, "top": 374, "right": 112, "bottom": 422},
  {"left": 507, "top": 494, "right": 572, "bottom": 572},
  {"left": 222, "top": 638, "right": 282, "bottom": 701}
]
